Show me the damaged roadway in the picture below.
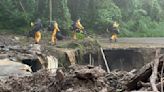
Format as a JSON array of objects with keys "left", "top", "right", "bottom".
[{"left": 1, "top": 35, "right": 164, "bottom": 91}]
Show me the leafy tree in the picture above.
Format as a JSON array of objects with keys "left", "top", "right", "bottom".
[
  {"left": 53, "top": 0, "right": 71, "bottom": 30},
  {"left": 0, "top": 0, "right": 27, "bottom": 28},
  {"left": 91, "top": 0, "right": 121, "bottom": 31},
  {"left": 0, "top": 0, "right": 164, "bottom": 36}
]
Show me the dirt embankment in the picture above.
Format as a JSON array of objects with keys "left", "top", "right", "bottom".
[{"left": 1, "top": 58, "right": 163, "bottom": 92}]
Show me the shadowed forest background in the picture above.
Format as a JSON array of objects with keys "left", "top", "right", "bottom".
[{"left": 1, "top": 0, "right": 164, "bottom": 37}]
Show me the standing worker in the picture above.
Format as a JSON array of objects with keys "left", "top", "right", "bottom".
[
  {"left": 72, "top": 18, "right": 84, "bottom": 40},
  {"left": 108, "top": 21, "right": 120, "bottom": 42},
  {"left": 51, "top": 21, "right": 60, "bottom": 45},
  {"left": 31, "top": 18, "right": 43, "bottom": 44}
]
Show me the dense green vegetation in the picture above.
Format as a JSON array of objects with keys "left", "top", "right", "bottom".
[{"left": 0, "top": 0, "right": 164, "bottom": 37}]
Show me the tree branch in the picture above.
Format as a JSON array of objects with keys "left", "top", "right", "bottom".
[
  {"left": 100, "top": 47, "right": 110, "bottom": 73},
  {"left": 160, "top": 61, "right": 164, "bottom": 92},
  {"left": 150, "top": 49, "right": 161, "bottom": 92}
]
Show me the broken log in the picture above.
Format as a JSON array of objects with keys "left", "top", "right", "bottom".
[
  {"left": 55, "top": 69, "right": 64, "bottom": 82},
  {"left": 47, "top": 55, "right": 58, "bottom": 73},
  {"left": 160, "top": 61, "right": 164, "bottom": 92},
  {"left": 150, "top": 49, "right": 160, "bottom": 92},
  {"left": 130, "top": 91, "right": 155, "bottom": 92},
  {"left": 36, "top": 53, "right": 47, "bottom": 69},
  {"left": 65, "top": 50, "right": 76, "bottom": 65},
  {"left": 139, "top": 81, "right": 151, "bottom": 87},
  {"left": 126, "top": 53, "right": 164, "bottom": 90},
  {"left": 156, "top": 81, "right": 164, "bottom": 91},
  {"left": 75, "top": 66, "right": 106, "bottom": 80},
  {"left": 89, "top": 53, "right": 92, "bottom": 65},
  {"left": 147, "top": 81, "right": 164, "bottom": 91}
]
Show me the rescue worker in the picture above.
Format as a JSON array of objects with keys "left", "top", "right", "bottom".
[
  {"left": 109, "top": 21, "right": 120, "bottom": 42},
  {"left": 72, "top": 18, "right": 84, "bottom": 40},
  {"left": 31, "top": 18, "right": 43, "bottom": 44},
  {"left": 48, "top": 22, "right": 65, "bottom": 40},
  {"left": 51, "top": 21, "right": 60, "bottom": 45}
]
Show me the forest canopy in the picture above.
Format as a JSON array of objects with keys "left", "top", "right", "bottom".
[{"left": 0, "top": 0, "right": 164, "bottom": 36}]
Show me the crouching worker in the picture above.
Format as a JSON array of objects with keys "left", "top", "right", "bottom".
[
  {"left": 51, "top": 21, "right": 60, "bottom": 45},
  {"left": 31, "top": 18, "right": 43, "bottom": 44},
  {"left": 108, "top": 21, "right": 120, "bottom": 42},
  {"left": 72, "top": 18, "right": 84, "bottom": 40}
]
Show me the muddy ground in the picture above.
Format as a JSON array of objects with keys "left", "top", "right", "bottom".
[
  {"left": 0, "top": 65, "right": 134, "bottom": 92},
  {"left": 0, "top": 34, "right": 164, "bottom": 92}
]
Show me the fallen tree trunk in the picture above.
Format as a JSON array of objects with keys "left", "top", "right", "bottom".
[
  {"left": 146, "top": 81, "right": 164, "bottom": 91},
  {"left": 156, "top": 80, "right": 164, "bottom": 91},
  {"left": 126, "top": 51, "right": 164, "bottom": 90},
  {"left": 150, "top": 49, "right": 160, "bottom": 92},
  {"left": 160, "top": 60, "right": 164, "bottom": 92},
  {"left": 65, "top": 50, "right": 76, "bottom": 65},
  {"left": 75, "top": 66, "right": 106, "bottom": 80}
]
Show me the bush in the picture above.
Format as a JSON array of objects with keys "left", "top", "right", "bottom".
[{"left": 76, "top": 33, "right": 85, "bottom": 40}]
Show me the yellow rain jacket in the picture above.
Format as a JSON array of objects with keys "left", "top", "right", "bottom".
[
  {"left": 51, "top": 21, "right": 60, "bottom": 44},
  {"left": 75, "top": 19, "right": 84, "bottom": 30},
  {"left": 72, "top": 19, "right": 84, "bottom": 40},
  {"left": 110, "top": 21, "right": 119, "bottom": 42}
]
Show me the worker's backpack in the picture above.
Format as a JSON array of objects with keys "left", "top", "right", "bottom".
[
  {"left": 71, "top": 21, "right": 78, "bottom": 31},
  {"left": 48, "top": 23, "right": 54, "bottom": 31},
  {"left": 112, "top": 28, "right": 120, "bottom": 34}
]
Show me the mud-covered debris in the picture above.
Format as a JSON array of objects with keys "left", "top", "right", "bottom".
[
  {"left": 56, "top": 69, "right": 64, "bottom": 81},
  {"left": 75, "top": 66, "right": 106, "bottom": 80},
  {"left": 106, "top": 70, "right": 134, "bottom": 91},
  {"left": 0, "top": 59, "right": 32, "bottom": 77},
  {"left": 0, "top": 65, "right": 106, "bottom": 92},
  {"left": 0, "top": 64, "right": 139, "bottom": 92},
  {"left": 0, "top": 35, "right": 20, "bottom": 46}
]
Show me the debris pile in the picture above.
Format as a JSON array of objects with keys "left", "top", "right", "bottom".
[
  {"left": 1, "top": 35, "right": 164, "bottom": 91},
  {"left": 0, "top": 65, "right": 133, "bottom": 92},
  {"left": 0, "top": 56, "right": 164, "bottom": 92},
  {"left": 125, "top": 49, "right": 164, "bottom": 91}
]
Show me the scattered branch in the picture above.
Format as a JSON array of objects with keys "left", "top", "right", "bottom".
[
  {"left": 89, "top": 53, "right": 92, "bottom": 65},
  {"left": 126, "top": 49, "right": 164, "bottom": 90},
  {"left": 150, "top": 49, "right": 161, "bottom": 92},
  {"left": 160, "top": 61, "right": 164, "bottom": 92},
  {"left": 100, "top": 47, "right": 110, "bottom": 73},
  {"left": 19, "top": 0, "right": 26, "bottom": 13}
]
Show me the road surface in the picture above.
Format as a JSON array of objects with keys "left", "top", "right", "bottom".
[
  {"left": 1, "top": 34, "right": 164, "bottom": 48},
  {"left": 98, "top": 37, "right": 164, "bottom": 48}
]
